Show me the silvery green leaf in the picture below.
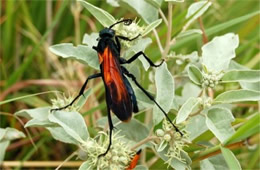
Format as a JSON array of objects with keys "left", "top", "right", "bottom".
[
  {"left": 0, "top": 128, "right": 25, "bottom": 141},
  {"left": 177, "top": 29, "right": 202, "bottom": 38},
  {"left": 0, "top": 129, "right": 6, "bottom": 140},
  {"left": 185, "top": 1, "right": 211, "bottom": 27},
  {"left": 240, "top": 81, "right": 260, "bottom": 92},
  {"left": 48, "top": 111, "right": 89, "bottom": 143},
  {"left": 200, "top": 154, "right": 229, "bottom": 170},
  {"left": 78, "top": 0, "right": 115, "bottom": 27},
  {"left": 188, "top": 65, "right": 203, "bottom": 85},
  {"left": 135, "top": 165, "right": 149, "bottom": 170},
  {"left": 15, "top": 107, "right": 54, "bottom": 128},
  {"left": 106, "top": 0, "right": 120, "bottom": 7},
  {"left": 142, "top": 19, "right": 162, "bottom": 36},
  {"left": 49, "top": 43, "right": 99, "bottom": 70},
  {"left": 165, "top": 0, "right": 184, "bottom": 2},
  {"left": 123, "top": 38, "right": 153, "bottom": 71},
  {"left": 214, "top": 89, "right": 260, "bottom": 103},
  {"left": 153, "top": 63, "right": 175, "bottom": 125},
  {"left": 202, "top": 33, "right": 239, "bottom": 72},
  {"left": 228, "top": 60, "right": 248, "bottom": 70},
  {"left": 222, "top": 70, "right": 260, "bottom": 83},
  {"left": 46, "top": 126, "right": 78, "bottom": 145},
  {"left": 135, "top": 88, "right": 154, "bottom": 108},
  {"left": 157, "top": 140, "right": 167, "bottom": 152},
  {"left": 117, "top": 118, "right": 150, "bottom": 147},
  {"left": 121, "top": 0, "right": 158, "bottom": 23},
  {"left": 171, "top": 98, "right": 179, "bottom": 110},
  {"left": 221, "top": 147, "right": 242, "bottom": 170},
  {"left": 79, "top": 161, "right": 92, "bottom": 170},
  {"left": 228, "top": 61, "right": 260, "bottom": 91},
  {"left": 0, "top": 140, "right": 10, "bottom": 164},
  {"left": 145, "top": 0, "right": 163, "bottom": 8},
  {"left": 206, "top": 107, "right": 235, "bottom": 143},
  {"left": 176, "top": 97, "right": 201, "bottom": 124},
  {"left": 82, "top": 33, "right": 99, "bottom": 47},
  {"left": 158, "top": 147, "right": 191, "bottom": 170},
  {"left": 15, "top": 107, "right": 50, "bottom": 120},
  {"left": 76, "top": 89, "right": 93, "bottom": 110},
  {"left": 186, "top": 114, "right": 207, "bottom": 140},
  {"left": 25, "top": 119, "right": 53, "bottom": 128},
  {"left": 178, "top": 82, "right": 201, "bottom": 105}
]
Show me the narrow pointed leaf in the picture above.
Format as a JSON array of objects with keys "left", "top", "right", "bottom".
[
  {"left": 78, "top": 0, "right": 115, "bottom": 27},
  {"left": 176, "top": 97, "right": 200, "bottom": 124},
  {"left": 188, "top": 65, "right": 203, "bottom": 85},
  {"left": 185, "top": 1, "right": 212, "bottom": 27},
  {"left": 142, "top": 19, "right": 162, "bottom": 36},
  {"left": 121, "top": 0, "right": 158, "bottom": 23},
  {"left": 224, "top": 113, "right": 260, "bottom": 145},
  {"left": 221, "top": 147, "right": 242, "bottom": 170},
  {"left": 200, "top": 154, "right": 229, "bottom": 170},
  {"left": 214, "top": 90, "right": 260, "bottom": 103},
  {"left": 222, "top": 70, "right": 260, "bottom": 83},
  {"left": 49, "top": 43, "right": 99, "bottom": 70},
  {"left": 76, "top": 89, "right": 93, "bottom": 110}
]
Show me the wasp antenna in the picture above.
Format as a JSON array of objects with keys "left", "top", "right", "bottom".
[{"left": 109, "top": 19, "right": 133, "bottom": 29}]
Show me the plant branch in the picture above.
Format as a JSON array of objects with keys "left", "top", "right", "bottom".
[
  {"left": 153, "top": 29, "right": 164, "bottom": 54},
  {"left": 198, "top": 17, "right": 208, "bottom": 44},
  {"left": 0, "top": 79, "right": 80, "bottom": 101},
  {"left": 55, "top": 151, "right": 78, "bottom": 170},
  {"left": 162, "top": 3, "right": 173, "bottom": 59},
  {"left": 159, "top": 9, "right": 168, "bottom": 26},
  {"left": 0, "top": 112, "right": 37, "bottom": 151},
  {"left": 131, "top": 136, "right": 159, "bottom": 151},
  {"left": 192, "top": 134, "right": 259, "bottom": 162}
]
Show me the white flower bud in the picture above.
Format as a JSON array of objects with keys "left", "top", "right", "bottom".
[
  {"left": 204, "top": 80, "right": 209, "bottom": 86},
  {"left": 119, "top": 156, "right": 128, "bottom": 164},
  {"left": 209, "top": 83, "right": 215, "bottom": 88},
  {"left": 112, "top": 155, "right": 119, "bottom": 162},
  {"left": 156, "top": 129, "right": 165, "bottom": 137},
  {"left": 176, "top": 59, "right": 183, "bottom": 65},
  {"left": 164, "top": 134, "right": 171, "bottom": 142},
  {"left": 105, "top": 152, "right": 112, "bottom": 160}
]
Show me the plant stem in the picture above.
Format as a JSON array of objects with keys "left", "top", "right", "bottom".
[
  {"left": 162, "top": 3, "right": 173, "bottom": 59},
  {"left": 153, "top": 29, "right": 164, "bottom": 54},
  {"left": 192, "top": 134, "right": 259, "bottom": 162},
  {"left": 55, "top": 151, "right": 78, "bottom": 170},
  {"left": 198, "top": 17, "right": 208, "bottom": 44},
  {"left": 159, "top": 9, "right": 168, "bottom": 26},
  {"left": 131, "top": 136, "right": 159, "bottom": 150}
]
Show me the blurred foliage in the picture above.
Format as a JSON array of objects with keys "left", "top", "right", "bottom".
[{"left": 0, "top": 0, "right": 259, "bottom": 169}]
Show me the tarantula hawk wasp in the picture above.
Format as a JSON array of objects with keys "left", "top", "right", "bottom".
[{"left": 51, "top": 19, "right": 183, "bottom": 157}]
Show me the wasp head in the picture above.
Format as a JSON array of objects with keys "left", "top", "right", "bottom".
[{"left": 99, "top": 28, "right": 115, "bottom": 38}]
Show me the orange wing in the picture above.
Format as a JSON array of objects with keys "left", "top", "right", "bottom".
[
  {"left": 127, "top": 150, "right": 142, "bottom": 170},
  {"left": 99, "top": 47, "right": 132, "bottom": 122}
]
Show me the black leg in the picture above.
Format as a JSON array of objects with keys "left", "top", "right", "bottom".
[
  {"left": 116, "top": 34, "right": 141, "bottom": 42},
  {"left": 120, "top": 51, "right": 164, "bottom": 67},
  {"left": 121, "top": 67, "right": 183, "bottom": 136},
  {"left": 98, "top": 97, "right": 114, "bottom": 158},
  {"left": 51, "top": 73, "right": 102, "bottom": 112},
  {"left": 115, "top": 36, "right": 121, "bottom": 52}
]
